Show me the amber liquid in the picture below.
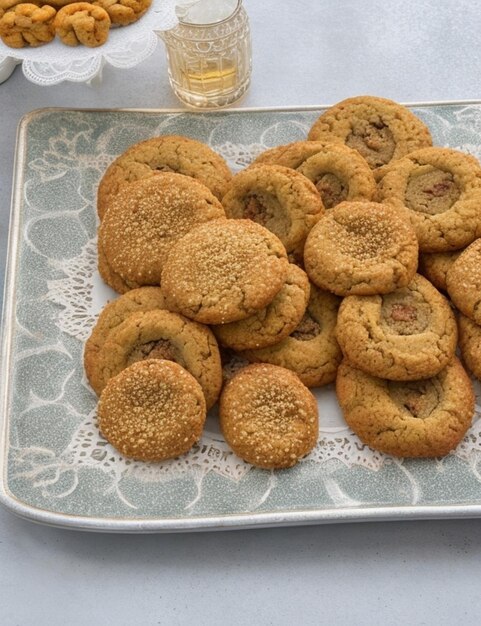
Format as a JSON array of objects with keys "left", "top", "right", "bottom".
[{"left": 180, "top": 60, "right": 238, "bottom": 95}]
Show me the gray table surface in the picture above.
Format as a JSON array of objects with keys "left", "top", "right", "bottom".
[{"left": 1, "top": 1, "right": 481, "bottom": 624}]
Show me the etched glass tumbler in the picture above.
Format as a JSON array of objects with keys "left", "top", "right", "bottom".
[{"left": 159, "top": 0, "right": 252, "bottom": 108}]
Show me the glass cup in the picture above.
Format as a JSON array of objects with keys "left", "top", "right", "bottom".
[{"left": 159, "top": 0, "right": 252, "bottom": 109}]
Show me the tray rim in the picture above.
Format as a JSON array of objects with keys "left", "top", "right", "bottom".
[{"left": 2, "top": 101, "right": 481, "bottom": 533}]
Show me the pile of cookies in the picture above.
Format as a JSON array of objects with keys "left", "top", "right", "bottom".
[
  {"left": 0, "top": 0, "right": 150, "bottom": 48},
  {"left": 86, "top": 95, "right": 481, "bottom": 470}
]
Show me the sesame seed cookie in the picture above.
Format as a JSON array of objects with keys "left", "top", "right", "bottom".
[
  {"left": 97, "top": 135, "right": 232, "bottom": 219},
  {"left": 242, "top": 284, "right": 342, "bottom": 387},
  {"left": 84, "top": 287, "right": 167, "bottom": 391},
  {"left": 98, "top": 236, "right": 135, "bottom": 294},
  {"left": 219, "top": 364, "right": 319, "bottom": 469},
  {"left": 99, "top": 173, "right": 225, "bottom": 290},
  {"left": 336, "top": 358, "right": 474, "bottom": 458},
  {"left": 98, "top": 359, "right": 206, "bottom": 462},
  {"left": 92, "top": 0, "right": 151, "bottom": 26},
  {"left": 418, "top": 249, "right": 462, "bottom": 292},
  {"left": 458, "top": 313, "right": 481, "bottom": 381},
  {"left": 378, "top": 147, "right": 481, "bottom": 252},
  {"left": 336, "top": 273, "right": 458, "bottom": 381},
  {"left": 445, "top": 238, "right": 481, "bottom": 324},
  {"left": 307, "top": 96, "right": 432, "bottom": 178},
  {"left": 161, "top": 219, "right": 289, "bottom": 325},
  {"left": 212, "top": 264, "right": 310, "bottom": 351},
  {"left": 93, "top": 309, "right": 222, "bottom": 409},
  {"left": 221, "top": 164, "right": 324, "bottom": 254},
  {"left": 303, "top": 201, "right": 418, "bottom": 296},
  {"left": 0, "top": 3, "right": 56, "bottom": 48},
  {"left": 54, "top": 3, "right": 111, "bottom": 47}
]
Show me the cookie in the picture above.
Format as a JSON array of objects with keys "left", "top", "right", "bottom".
[
  {"left": 303, "top": 201, "right": 418, "bottom": 296},
  {"left": 418, "top": 250, "right": 462, "bottom": 292},
  {"left": 97, "top": 135, "right": 232, "bottom": 219},
  {"left": 445, "top": 238, "right": 481, "bottom": 324},
  {"left": 252, "top": 141, "right": 377, "bottom": 210},
  {"left": 98, "top": 236, "right": 133, "bottom": 294},
  {"left": 98, "top": 360, "right": 206, "bottom": 462},
  {"left": 219, "top": 364, "right": 319, "bottom": 469},
  {"left": 99, "top": 173, "right": 225, "bottom": 290},
  {"left": 307, "top": 96, "right": 432, "bottom": 177},
  {"left": 161, "top": 219, "right": 289, "bottom": 325},
  {"left": 220, "top": 348, "right": 251, "bottom": 384},
  {"left": 0, "top": 3, "right": 56, "bottom": 48},
  {"left": 242, "top": 284, "right": 342, "bottom": 387},
  {"left": 93, "top": 309, "right": 222, "bottom": 409},
  {"left": 212, "top": 264, "right": 310, "bottom": 351},
  {"left": 54, "top": 3, "right": 110, "bottom": 47},
  {"left": 458, "top": 313, "right": 481, "bottom": 381},
  {"left": 378, "top": 147, "right": 481, "bottom": 252},
  {"left": 92, "top": 0, "right": 151, "bottom": 25},
  {"left": 84, "top": 286, "right": 166, "bottom": 390},
  {"left": 336, "top": 358, "right": 474, "bottom": 458},
  {"left": 221, "top": 164, "right": 324, "bottom": 254},
  {"left": 336, "top": 273, "right": 458, "bottom": 381}
]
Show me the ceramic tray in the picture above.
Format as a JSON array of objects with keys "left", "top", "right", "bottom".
[{"left": 1, "top": 104, "right": 481, "bottom": 532}]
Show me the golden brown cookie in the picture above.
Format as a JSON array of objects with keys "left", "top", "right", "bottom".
[
  {"left": 97, "top": 136, "right": 232, "bottom": 219},
  {"left": 99, "top": 173, "right": 225, "bottom": 290},
  {"left": 303, "top": 201, "right": 419, "bottom": 296},
  {"left": 93, "top": 309, "right": 222, "bottom": 409},
  {"left": 307, "top": 96, "right": 432, "bottom": 178},
  {"left": 98, "top": 359, "right": 206, "bottom": 462},
  {"left": 84, "top": 287, "right": 166, "bottom": 391},
  {"left": 219, "top": 364, "right": 319, "bottom": 469},
  {"left": 458, "top": 313, "right": 481, "bottom": 381},
  {"left": 242, "top": 284, "right": 342, "bottom": 387},
  {"left": 54, "top": 2, "right": 110, "bottom": 47},
  {"left": 212, "top": 264, "right": 310, "bottom": 351},
  {"left": 0, "top": 3, "right": 56, "bottom": 48},
  {"left": 92, "top": 0, "right": 150, "bottom": 25},
  {"left": 336, "top": 358, "right": 474, "bottom": 458},
  {"left": 446, "top": 238, "right": 481, "bottom": 324},
  {"left": 161, "top": 219, "right": 289, "bottom": 325},
  {"left": 98, "top": 236, "right": 133, "bottom": 294},
  {"left": 252, "top": 141, "right": 377, "bottom": 210},
  {"left": 378, "top": 147, "right": 481, "bottom": 252},
  {"left": 418, "top": 250, "right": 462, "bottom": 292},
  {"left": 221, "top": 164, "right": 324, "bottom": 254},
  {"left": 336, "top": 274, "right": 458, "bottom": 381}
]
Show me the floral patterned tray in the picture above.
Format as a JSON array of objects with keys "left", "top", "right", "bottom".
[{"left": 1, "top": 105, "right": 481, "bottom": 532}]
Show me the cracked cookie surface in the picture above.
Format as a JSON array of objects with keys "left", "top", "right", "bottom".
[
  {"left": 336, "top": 358, "right": 474, "bottom": 457},
  {"left": 303, "top": 201, "right": 418, "bottom": 296},
  {"left": 98, "top": 359, "right": 206, "bottom": 461},
  {"left": 97, "top": 135, "right": 232, "bottom": 218},
  {"left": 221, "top": 164, "right": 324, "bottom": 254},
  {"left": 212, "top": 264, "right": 310, "bottom": 351},
  {"left": 458, "top": 313, "right": 481, "bottom": 381},
  {"left": 251, "top": 141, "right": 377, "bottom": 210},
  {"left": 446, "top": 238, "right": 481, "bottom": 324},
  {"left": 418, "top": 249, "right": 462, "bottom": 292},
  {"left": 242, "top": 284, "right": 342, "bottom": 387},
  {"left": 93, "top": 309, "right": 222, "bottom": 409},
  {"left": 220, "top": 364, "right": 319, "bottom": 469},
  {"left": 161, "top": 219, "right": 289, "bottom": 325},
  {"left": 378, "top": 147, "right": 481, "bottom": 252},
  {"left": 336, "top": 273, "right": 457, "bottom": 380},
  {"left": 99, "top": 173, "right": 225, "bottom": 289},
  {"left": 84, "top": 287, "right": 167, "bottom": 391},
  {"left": 307, "top": 96, "right": 432, "bottom": 178}
]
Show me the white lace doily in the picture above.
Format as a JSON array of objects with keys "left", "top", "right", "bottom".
[{"left": 0, "top": 0, "right": 178, "bottom": 85}]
